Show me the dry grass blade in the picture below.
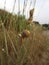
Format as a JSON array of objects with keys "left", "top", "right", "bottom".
[
  {"left": 18, "top": 0, "right": 20, "bottom": 15},
  {"left": 23, "top": 0, "right": 28, "bottom": 15},
  {"left": 6, "top": 31, "right": 19, "bottom": 59},
  {"left": 12, "top": 0, "right": 16, "bottom": 13},
  {"left": 4, "top": 0, "right": 6, "bottom": 10},
  {"left": 0, "top": 20, "right": 8, "bottom": 56}
]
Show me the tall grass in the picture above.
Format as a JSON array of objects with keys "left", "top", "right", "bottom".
[{"left": 0, "top": 9, "right": 49, "bottom": 65}]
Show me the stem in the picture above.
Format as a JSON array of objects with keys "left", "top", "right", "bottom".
[
  {"left": 18, "top": 0, "right": 20, "bottom": 15},
  {"left": 12, "top": 0, "right": 16, "bottom": 13},
  {"left": 4, "top": 0, "right": 6, "bottom": 10}
]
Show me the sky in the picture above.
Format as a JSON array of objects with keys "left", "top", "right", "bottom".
[{"left": 0, "top": 0, "right": 49, "bottom": 24}]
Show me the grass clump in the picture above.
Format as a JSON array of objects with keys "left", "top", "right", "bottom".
[{"left": 0, "top": 9, "right": 49, "bottom": 65}]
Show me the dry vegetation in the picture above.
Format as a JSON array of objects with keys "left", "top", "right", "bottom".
[{"left": 0, "top": 9, "right": 49, "bottom": 65}]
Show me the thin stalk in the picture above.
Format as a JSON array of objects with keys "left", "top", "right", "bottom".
[
  {"left": 32, "top": 0, "right": 36, "bottom": 21},
  {"left": 6, "top": 31, "right": 19, "bottom": 59},
  {"left": 0, "top": 20, "right": 8, "bottom": 55},
  {"left": 28, "top": 0, "right": 32, "bottom": 10},
  {"left": 12, "top": 0, "right": 16, "bottom": 13},
  {"left": 0, "top": 20, "right": 8, "bottom": 65},
  {"left": 18, "top": 0, "right": 20, "bottom": 15},
  {"left": 23, "top": 0, "right": 26, "bottom": 15},
  {"left": 23, "top": 0, "right": 28, "bottom": 15},
  {"left": 4, "top": 0, "right": 6, "bottom": 10},
  {"left": 9, "top": 0, "right": 16, "bottom": 30},
  {"left": 6, "top": 0, "right": 16, "bottom": 30}
]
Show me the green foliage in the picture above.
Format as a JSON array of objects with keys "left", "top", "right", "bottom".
[
  {"left": 0, "top": 9, "right": 31, "bottom": 32},
  {"left": 16, "top": 15, "right": 28, "bottom": 33}
]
